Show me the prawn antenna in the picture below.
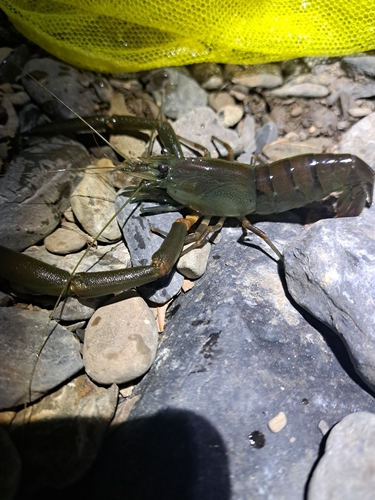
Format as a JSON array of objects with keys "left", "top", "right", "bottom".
[{"left": 17, "top": 63, "right": 131, "bottom": 161}]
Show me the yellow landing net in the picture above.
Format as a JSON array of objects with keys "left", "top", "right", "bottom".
[{"left": 1, "top": 0, "right": 375, "bottom": 73}]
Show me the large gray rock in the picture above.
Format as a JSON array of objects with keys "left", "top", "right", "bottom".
[
  {"left": 0, "top": 308, "right": 83, "bottom": 409},
  {"left": 284, "top": 207, "right": 375, "bottom": 391},
  {"left": 307, "top": 411, "right": 375, "bottom": 500},
  {"left": 63, "top": 221, "right": 375, "bottom": 500},
  {"left": 0, "top": 136, "right": 90, "bottom": 251},
  {"left": 337, "top": 111, "right": 375, "bottom": 167},
  {"left": 22, "top": 58, "right": 98, "bottom": 120},
  {"left": 145, "top": 68, "right": 208, "bottom": 120}
]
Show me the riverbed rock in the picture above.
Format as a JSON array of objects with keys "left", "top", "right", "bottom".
[
  {"left": 284, "top": 208, "right": 375, "bottom": 391},
  {"left": 44, "top": 226, "right": 88, "bottom": 255},
  {"left": 22, "top": 58, "right": 98, "bottom": 119},
  {"left": 145, "top": 68, "right": 208, "bottom": 119},
  {"left": 307, "top": 411, "right": 375, "bottom": 500},
  {"left": 0, "top": 308, "right": 83, "bottom": 409},
  {"left": 83, "top": 292, "right": 159, "bottom": 384},
  {"left": 70, "top": 166, "right": 121, "bottom": 242},
  {"left": 177, "top": 243, "right": 212, "bottom": 279},
  {"left": 61, "top": 221, "right": 375, "bottom": 500},
  {"left": 337, "top": 111, "right": 375, "bottom": 167},
  {"left": 0, "top": 136, "right": 90, "bottom": 251},
  {"left": 171, "top": 106, "right": 243, "bottom": 157}
]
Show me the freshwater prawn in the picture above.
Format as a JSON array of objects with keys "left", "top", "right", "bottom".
[
  {"left": 0, "top": 109, "right": 374, "bottom": 297},
  {"left": 0, "top": 70, "right": 373, "bottom": 413}
]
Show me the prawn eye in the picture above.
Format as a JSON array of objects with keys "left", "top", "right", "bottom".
[{"left": 158, "top": 163, "right": 169, "bottom": 175}]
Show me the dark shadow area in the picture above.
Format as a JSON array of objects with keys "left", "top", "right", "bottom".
[
  {"left": 11, "top": 408, "right": 230, "bottom": 500},
  {"left": 277, "top": 263, "right": 375, "bottom": 399}
]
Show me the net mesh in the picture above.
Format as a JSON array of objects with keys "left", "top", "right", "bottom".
[{"left": 2, "top": 0, "right": 375, "bottom": 72}]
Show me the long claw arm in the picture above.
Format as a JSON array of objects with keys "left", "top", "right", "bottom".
[
  {"left": 28, "top": 115, "right": 184, "bottom": 159},
  {"left": 0, "top": 217, "right": 195, "bottom": 298}
]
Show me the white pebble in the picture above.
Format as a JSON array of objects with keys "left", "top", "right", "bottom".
[
  {"left": 348, "top": 107, "right": 373, "bottom": 118},
  {"left": 268, "top": 411, "right": 287, "bottom": 433}
]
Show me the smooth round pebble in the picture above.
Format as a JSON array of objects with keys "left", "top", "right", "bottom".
[
  {"left": 270, "top": 83, "right": 329, "bottom": 98},
  {"left": 177, "top": 243, "right": 211, "bottom": 279},
  {"left": 44, "top": 227, "right": 87, "bottom": 255},
  {"left": 208, "top": 92, "right": 236, "bottom": 112},
  {"left": 232, "top": 67, "right": 282, "bottom": 89},
  {"left": 290, "top": 106, "right": 302, "bottom": 117},
  {"left": 348, "top": 107, "right": 372, "bottom": 118},
  {"left": 83, "top": 292, "right": 159, "bottom": 384},
  {"left": 218, "top": 105, "right": 243, "bottom": 128}
]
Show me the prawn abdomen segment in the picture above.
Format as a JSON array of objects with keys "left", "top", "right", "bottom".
[
  {"left": 255, "top": 154, "right": 374, "bottom": 215},
  {"left": 165, "top": 157, "right": 257, "bottom": 217}
]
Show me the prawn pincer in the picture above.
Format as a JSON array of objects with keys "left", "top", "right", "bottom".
[{"left": 0, "top": 116, "right": 373, "bottom": 297}]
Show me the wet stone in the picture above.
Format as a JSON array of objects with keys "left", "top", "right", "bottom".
[
  {"left": 0, "top": 136, "right": 90, "bottom": 251},
  {"left": 231, "top": 63, "right": 283, "bottom": 89},
  {"left": 236, "top": 115, "right": 256, "bottom": 164},
  {"left": 189, "top": 63, "right": 224, "bottom": 90},
  {"left": 75, "top": 222, "right": 375, "bottom": 500},
  {"left": 44, "top": 226, "right": 88, "bottom": 255},
  {"left": 171, "top": 106, "right": 243, "bottom": 158},
  {"left": 341, "top": 56, "right": 375, "bottom": 79},
  {"left": 0, "top": 44, "right": 29, "bottom": 85},
  {"left": 337, "top": 112, "right": 375, "bottom": 166},
  {"left": 238, "top": 115, "right": 256, "bottom": 150},
  {"left": 83, "top": 292, "right": 159, "bottom": 384},
  {"left": 269, "top": 83, "right": 329, "bottom": 98},
  {"left": 208, "top": 91, "right": 236, "bottom": 112},
  {"left": 262, "top": 137, "right": 333, "bottom": 161},
  {"left": 52, "top": 296, "right": 110, "bottom": 322},
  {"left": 284, "top": 209, "right": 375, "bottom": 391},
  {"left": 307, "top": 412, "right": 375, "bottom": 500},
  {"left": 254, "top": 122, "right": 278, "bottom": 155},
  {"left": 217, "top": 105, "right": 243, "bottom": 128},
  {"left": 23, "top": 241, "right": 130, "bottom": 276},
  {"left": 70, "top": 165, "right": 121, "bottom": 242},
  {"left": 0, "top": 96, "right": 18, "bottom": 139},
  {"left": 10, "top": 374, "right": 118, "bottom": 495},
  {"left": 22, "top": 58, "right": 97, "bottom": 119},
  {"left": 0, "top": 291, "right": 12, "bottom": 306},
  {"left": 18, "top": 102, "right": 48, "bottom": 134},
  {"left": 147, "top": 68, "right": 207, "bottom": 120},
  {"left": 177, "top": 243, "right": 212, "bottom": 280},
  {"left": 0, "top": 308, "right": 83, "bottom": 409},
  {"left": 347, "top": 107, "right": 372, "bottom": 118}
]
